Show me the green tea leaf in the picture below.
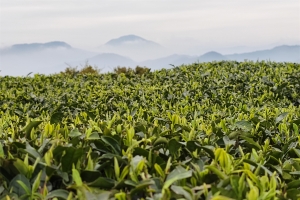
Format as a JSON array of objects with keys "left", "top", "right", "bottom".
[
  {"left": 235, "top": 120, "right": 252, "bottom": 132},
  {"left": 72, "top": 168, "right": 82, "bottom": 186},
  {"left": 87, "top": 132, "right": 100, "bottom": 140},
  {"left": 22, "top": 121, "right": 43, "bottom": 138},
  {"left": 46, "top": 189, "right": 70, "bottom": 199},
  {"left": 154, "top": 163, "right": 165, "bottom": 180},
  {"left": 69, "top": 128, "right": 82, "bottom": 138},
  {"left": 9, "top": 174, "right": 31, "bottom": 196},
  {"left": 205, "top": 165, "right": 227, "bottom": 180},
  {"left": 171, "top": 185, "right": 192, "bottom": 200},
  {"left": 32, "top": 170, "right": 42, "bottom": 193},
  {"left": 114, "top": 157, "right": 120, "bottom": 179},
  {"left": 163, "top": 166, "right": 192, "bottom": 189},
  {"left": 0, "top": 143, "right": 4, "bottom": 158},
  {"left": 153, "top": 137, "right": 168, "bottom": 146},
  {"left": 13, "top": 158, "right": 29, "bottom": 176},
  {"left": 275, "top": 112, "right": 289, "bottom": 124}
]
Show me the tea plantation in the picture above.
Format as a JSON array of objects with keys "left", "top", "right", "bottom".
[{"left": 0, "top": 61, "right": 300, "bottom": 200}]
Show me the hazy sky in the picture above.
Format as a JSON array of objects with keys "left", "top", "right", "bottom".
[{"left": 0, "top": 0, "right": 300, "bottom": 52}]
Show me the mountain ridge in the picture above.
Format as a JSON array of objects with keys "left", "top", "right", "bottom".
[
  {"left": 1, "top": 41, "right": 72, "bottom": 55},
  {"left": 0, "top": 37, "right": 299, "bottom": 76},
  {"left": 225, "top": 45, "right": 300, "bottom": 62},
  {"left": 141, "top": 45, "right": 300, "bottom": 69}
]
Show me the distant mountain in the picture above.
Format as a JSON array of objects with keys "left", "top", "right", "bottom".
[
  {"left": 226, "top": 45, "right": 300, "bottom": 62},
  {"left": 198, "top": 51, "right": 227, "bottom": 62},
  {"left": 1, "top": 41, "right": 72, "bottom": 55},
  {"left": 0, "top": 42, "right": 98, "bottom": 76},
  {"left": 99, "top": 35, "right": 170, "bottom": 61},
  {"left": 105, "top": 35, "right": 161, "bottom": 47},
  {"left": 141, "top": 45, "right": 299, "bottom": 69},
  {"left": 1, "top": 40, "right": 299, "bottom": 76}
]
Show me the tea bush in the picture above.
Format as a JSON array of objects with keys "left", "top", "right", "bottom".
[
  {"left": 114, "top": 66, "right": 150, "bottom": 76},
  {"left": 0, "top": 61, "right": 299, "bottom": 200},
  {"left": 60, "top": 63, "right": 100, "bottom": 76}
]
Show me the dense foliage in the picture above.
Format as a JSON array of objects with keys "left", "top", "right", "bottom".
[
  {"left": 0, "top": 61, "right": 300, "bottom": 200},
  {"left": 114, "top": 66, "right": 151, "bottom": 76},
  {"left": 60, "top": 64, "right": 101, "bottom": 76}
]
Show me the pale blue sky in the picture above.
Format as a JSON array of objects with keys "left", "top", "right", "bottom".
[{"left": 0, "top": 0, "right": 299, "bottom": 52}]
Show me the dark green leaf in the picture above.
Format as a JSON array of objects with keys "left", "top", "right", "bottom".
[
  {"left": 235, "top": 120, "right": 252, "bottom": 132},
  {"left": 168, "top": 139, "right": 181, "bottom": 155},
  {"left": 46, "top": 189, "right": 69, "bottom": 199},
  {"left": 101, "top": 136, "right": 121, "bottom": 155},
  {"left": 25, "top": 142, "right": 41, "bottom": 159},
  {"left": 87, "top": 177, "right": 115, "bottom": 189},
  {"left": 9, "top": 174, "right": 31, "bottom": 196},
  {"left": 0, "top": 143, "right": 4, "bottom": 158},
  {"left": 50, "top": 112, "right": 64, "bottom": 124},
  {"left": 61, "top": 147, "right": 84, "bottom": 172},
  {"left": 130, "top": 180, "right": 155, "bottom": 196},
  {"left": 240, "top": 135, "right": 261, "bottom": 150},
  {"left": 287, "top": 180, "right": 300, "bottom": 189},
  {"left": 286, "top": 189, "right": 300, "bottom": 200}
]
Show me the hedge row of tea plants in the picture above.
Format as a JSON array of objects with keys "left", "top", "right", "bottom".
[{"left": 0, "top": 61, "right": 300, "bottom": 200}]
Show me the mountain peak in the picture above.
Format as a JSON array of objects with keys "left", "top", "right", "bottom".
[
  {"left": 202, "top": 51, "right": 223, "bottom": 56},
  {"left": 105, "top": 35, "right": 160, "bottom": 46},
  {"left": 199, "top": 51, "right": 227, "bottom": 62},
  {"left": 44, "top": 41, "right": 72, "bottom": 48},
  {"left": 115, "top": 35, "right": 146, "bottom": 41}
]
